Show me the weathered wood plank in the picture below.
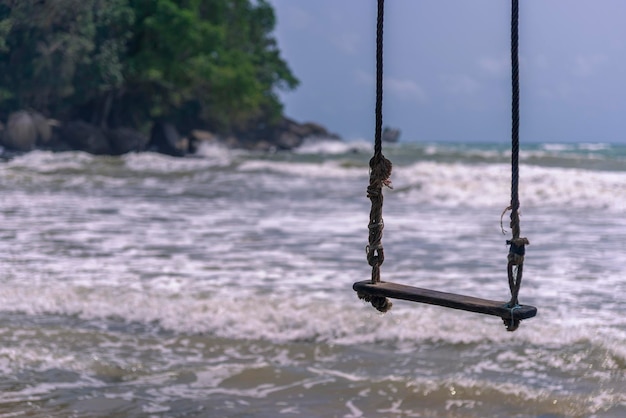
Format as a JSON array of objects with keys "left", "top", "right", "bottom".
[{"left": 353, "top": 280, "right": 537, "bottom": 320}]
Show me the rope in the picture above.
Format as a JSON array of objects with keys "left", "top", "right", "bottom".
[
  {"left": 504, "top": 0, "right": 528, "bottom": 332},
  {"left": 358, "top": 0, "right": 393, "bottom": 313},
  {"left": 374, "top": 0, "right": 384, "bottom": 158}
]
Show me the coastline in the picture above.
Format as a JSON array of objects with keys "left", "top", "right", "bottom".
[{"left": 0, "top": 109, "right": 342, "bottom": 159}]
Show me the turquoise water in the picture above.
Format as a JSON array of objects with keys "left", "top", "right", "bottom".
[{"left": 0, "top": 140, "right": 625, "bottom": 417}]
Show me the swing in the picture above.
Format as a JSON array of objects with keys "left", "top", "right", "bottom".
[{"left": 353, "top": 0, "right": 537, "bottom": 332}]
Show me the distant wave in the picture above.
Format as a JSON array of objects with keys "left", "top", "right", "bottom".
[{"left": 293, "top": 138, "right": 371, "bottom": 155}]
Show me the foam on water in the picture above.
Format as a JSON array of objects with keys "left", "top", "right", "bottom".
[
  {"left": 391, "top": 161, "right": 626, "bottom": 211},
  {"left": 1, "top": 271, "right": 624, "bottom": 367},
  {"left": 1, "top": 309, "right": 622, "bottom": 417},
  {"left": 1, "top": 142, "right": 625, "bottom": 416},
  {"left": 294, "top": 139, "right": 371, "bottom": 155}
]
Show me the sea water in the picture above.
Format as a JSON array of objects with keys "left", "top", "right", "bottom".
[{"left": 0, "top": 140, "right": 624, "bottom": 417}]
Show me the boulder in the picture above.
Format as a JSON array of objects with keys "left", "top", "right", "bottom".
[
  {"left": 31, "top": 111, "right": 52, "bottom": 145},
  {"left": 107, "top": 127, "right": 149, "bottom": 155},
  {"left": 188, "top": 129, "right": 216, "bottom": 153},
  {"left": 147, "top": 121, "right": 187, "bottom": 156},
  {"left": 2, "top": 111, "right": 38, "bottom": 151},
  {"left": 61, "top": 120, "right": 112, "bottom": 155},
  {"left": 266, "top": 117, "right": 341, "bottom": 151},
  {"left": 382, "top": 126, "right": 401, "bottom": 143},
  {"left": 300, "top": 121, "right": 341, "bottom": 140},
  {"left": 275, "top": 131, "right": 302, "bottom": 150}
]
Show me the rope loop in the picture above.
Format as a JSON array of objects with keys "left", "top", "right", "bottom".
[
  {"left": 502, "top": 304, "right": 521, "bottom": 331},
  {"left": 366, "top": 244, "right": 384, "bottom": 268}
]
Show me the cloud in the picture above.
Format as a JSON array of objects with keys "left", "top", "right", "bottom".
[
  {"left": 386, "top": 78, "right": 428, "bottom": 103},
  {"left": 279, "top": 5, "right": 314, "bottom": 30},
  {"left": 535, "top": 82, "right": 573, "bottom": 102},
  {"left": 355, "top": 69, "right": 373, "bottom": 85},
  {"left": 330, "top": 31, "right": 360, "bottom": 55},
  {"left": 440, "top": 74, "right": 480, "bottom": 95},
  {"left": 355, "top": 70, "right": 427, "bottom": 103},
  {"left": 478, "top": 55, "right": 509, "bottom": 77},
  {"left": 572, "top": 54, "right": 608, "bottom": 77}
]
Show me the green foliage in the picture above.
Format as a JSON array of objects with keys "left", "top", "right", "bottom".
[
  {"left": 0, "top": 0, "right": 134, "bottom": 119},
  {"left": 0, "top": 0, "right": 299, "bottom": 133}
]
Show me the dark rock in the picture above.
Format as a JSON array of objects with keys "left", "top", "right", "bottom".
[
  {"left": 31, "top": 111, "right": 53, "bottom": 146},
  {"left": 275, "top": 131, "right": 302, "bottom": 150},
  {"left": 263, "top": 116, "right": 341, "bottom": 151},
  {"left": 382, "top": 126, "right": 401, "bottom": 143},
  {"left": 188, "top": 129, "right": 216, "bottom": 153},
  {"left": 300, "top": 121, "right": 341, "bottom": 140},
  {"left": 107, "top": 127, "right": 149, "bottom": 155},
  {"left": 148, "top": 121, "right": 187, "bottom": 156},
  {"left": 40, "top": 120, "right": 73, "bottom": 152},
  {"left": 61, "top": 121, "right": 112, "bottom": 154}
]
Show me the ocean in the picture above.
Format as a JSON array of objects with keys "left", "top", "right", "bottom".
[{"left": 0, "top": 140, "right": 624, "bottom": 417}]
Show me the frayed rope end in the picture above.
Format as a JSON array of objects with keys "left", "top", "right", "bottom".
[{"left": 357, "top": 291, "right": 393, "bottom": 313}]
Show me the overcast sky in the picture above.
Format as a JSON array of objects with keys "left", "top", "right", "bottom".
[{"left": 268, "top": 0, "right": 626, "bottom": 143}]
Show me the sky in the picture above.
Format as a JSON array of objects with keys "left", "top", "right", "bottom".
[{"left": 268, "top": 0, "right": 626, "bottom": 143}]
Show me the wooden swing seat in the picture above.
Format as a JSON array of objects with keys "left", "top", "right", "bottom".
[{"left": 353, "top": 280, "right": 537, "bottom": 320}]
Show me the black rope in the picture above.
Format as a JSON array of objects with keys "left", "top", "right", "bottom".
[
  {"left": 374, "top": 0, "right": 384, "bottom": 158},
  {"left": 511, "top": 0, "right": 520, "bottom": 218},
  {"left": 504, "top": 0, "right": 529, "bottom": 332},
  {"left": 359, "top": 0, "right": 393, "bottom": 313}
]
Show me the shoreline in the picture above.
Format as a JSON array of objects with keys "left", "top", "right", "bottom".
[{"left": 0, "top": 110, "right": 342, "bottom": 159}]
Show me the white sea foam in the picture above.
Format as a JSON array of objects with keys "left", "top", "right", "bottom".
[
  {"left": 1, "top": 144, "right": 625, "bottom": 417},
  {"left": 238, "top": 159, "right": 365, "bottom": 180},
  {"left": 294, "top": 139, "right": 371, "bottom": 155},
  {"left": 391, "top": 161, "right": 626, "bottom": 211},
  {"left": 3, "top": 149, "right": 96, "bottom": 173},
  {"left": 0, "top": 277, "right": 621, "bottom": 360},
  {"left": 122, "top": 150, "right": 227, "bottom": 173}
]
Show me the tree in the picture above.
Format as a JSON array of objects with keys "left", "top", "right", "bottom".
[
  {"left": 0, "top": 0, "right": 134, "bottom": 122},
  {"left": 121, "top": 0, "right": 298, "bottom": 133},
  {"left": 0, "top": 0, "right": 299, "bottom": 135}
]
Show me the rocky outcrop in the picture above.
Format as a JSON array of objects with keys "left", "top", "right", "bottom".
[
  {"left": 0, "top": 111, "right": 342, "bottom": 157},
  {"left": 382, "top": 126, "right": 401, "bottom": 143},
  {"left": 32, "top": 111, "right": 53, "bottom": 146},
  {"left": 107, "top": 127, "right": 149, "bottom": 155},
  {"left": 58, "top": 121, "right": 148, "bottom": 155},
  {"left": 147, "top": 121, "right": 188, "bottom": 157},
  {"left": 61, "top": 121, "right": 112, "bottom": 155},
  {"left": 272, "top": 117, "right": 340, "bottom": 150},
  {"left": 234, "top": 116, "right": 341, "bottom": 152}
]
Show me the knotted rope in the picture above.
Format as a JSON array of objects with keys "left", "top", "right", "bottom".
[
  {"left": 503, "top": 0, "right": 529, "bottom": 332},
  {"left": 358, "top": 0, "right": 393, "bottom": 313}
]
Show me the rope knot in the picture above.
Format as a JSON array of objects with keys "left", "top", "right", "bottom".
[
  {"left": 507, "top": 237, "right": 529, "bottom": 265},
  {"left": 369, "top": 154, "right": 393, "bottom": 190},
  {"left": 366, "top": 244, "right": 384, "bottom": 267}
]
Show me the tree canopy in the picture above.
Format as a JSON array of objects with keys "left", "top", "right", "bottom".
[{"left": 0, "top": 0, "right": 299, "bottom": 134}]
